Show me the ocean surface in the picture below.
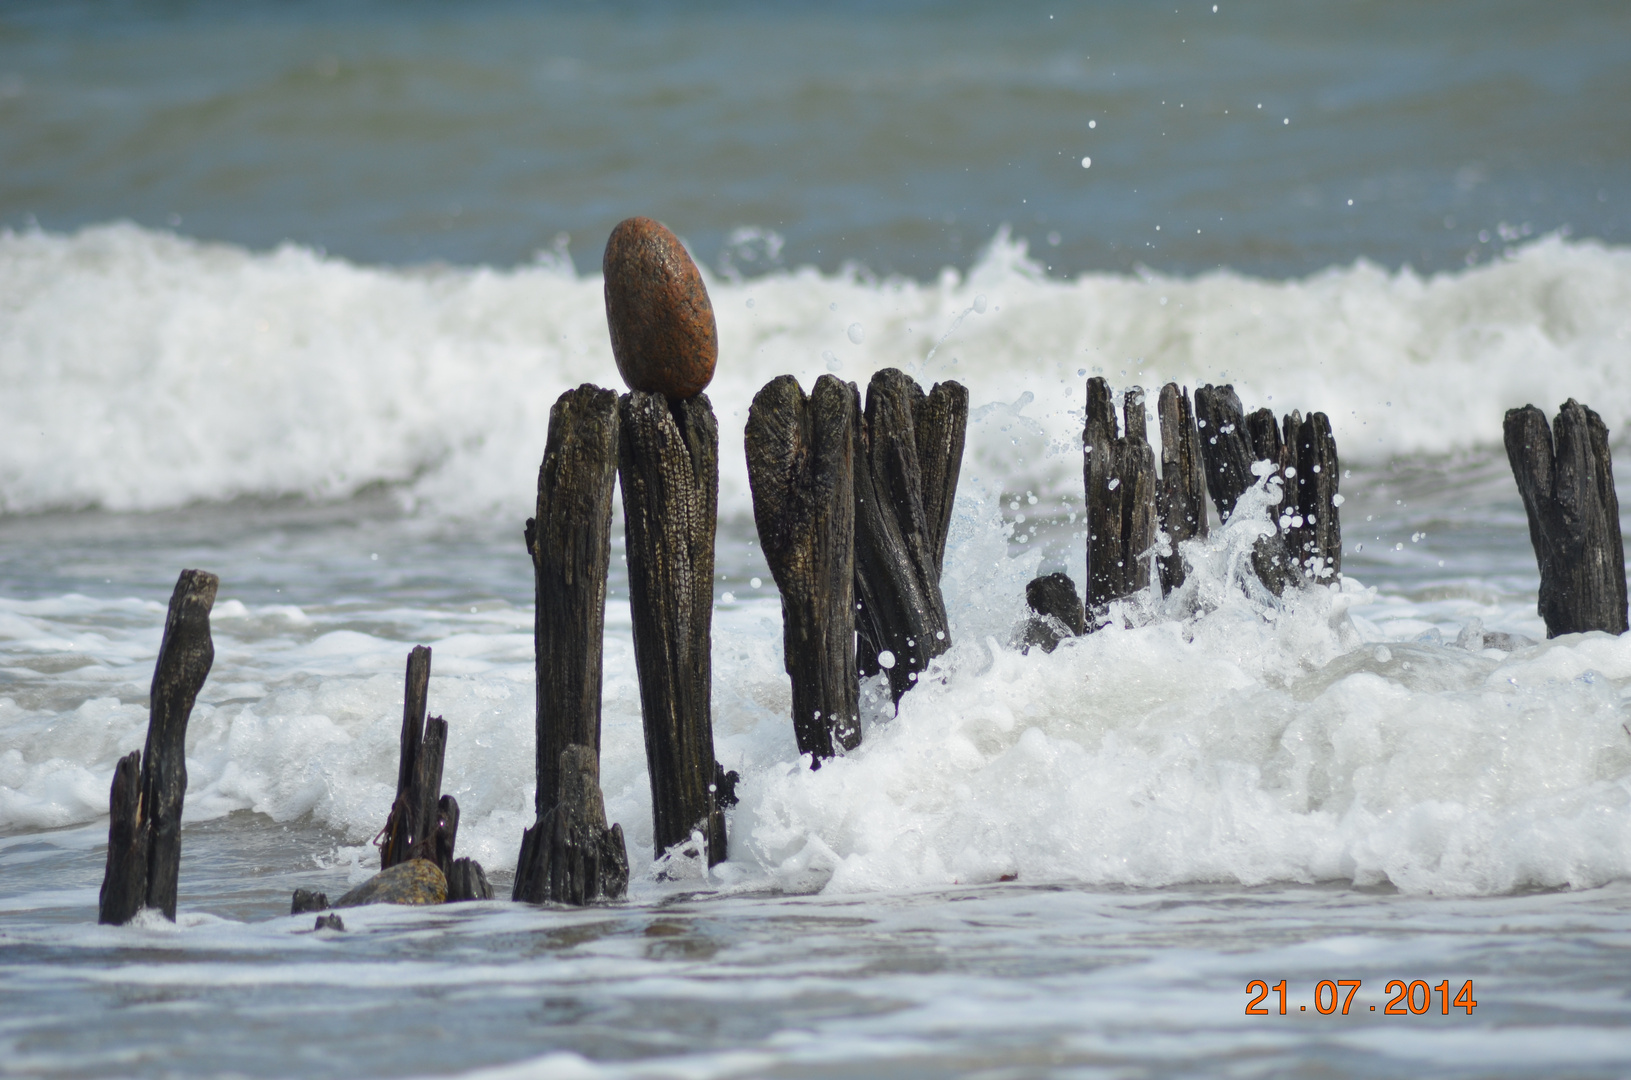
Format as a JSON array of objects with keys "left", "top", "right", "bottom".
[{"left": 3, "top": 2, "right": 1631, "bottom": 1077}]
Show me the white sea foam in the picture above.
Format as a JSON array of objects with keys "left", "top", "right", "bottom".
[
  {"left": 2, "top": 222, "right": 1629, "bottom": 516},
  {"left": 3, "top": 475, "right": 1629, "bottom": 898}
]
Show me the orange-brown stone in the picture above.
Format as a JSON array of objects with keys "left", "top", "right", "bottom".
[{"left": 602, "top": 217, "right": 718, "bottom": 398}]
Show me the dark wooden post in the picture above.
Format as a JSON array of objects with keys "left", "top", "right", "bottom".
[
  {"left": 745, "top": 374, "right": 861, "bottom": 762},
  {"left": 515, "top": 747, "right": 629, "bottom": 905},
  {"left": 1504, "top": 399, "right": 1628, "bottom": 637},
  {"left": 1193, "top": 385, "right": 1297, "bottom": 594},
  {"left": 1155, "top": 383, "right": 1208, "bottom": 592},
  {"left": 618, "top": 390, "right": 727, "bottom": 863},
  {"left": 99, "top": 569, "right": 217, "bottom": 925},
  {"left": 380, "top": 646, "right": 437, "bottom": 869},
  {"left": 1083, "top": 379, "right": 1158, "bottom": 613},
  {"left": 523, "top": 385, "right": 620, "bottom": 817},
  {"left": 1292, "top": 412, "right": 1342, "bottom": 580},
  {"left": 514, "top": 385, "right": 629, "bottom": 902},
  {"left": 853, "top": 369, "right": 967, "bottom": 702}
]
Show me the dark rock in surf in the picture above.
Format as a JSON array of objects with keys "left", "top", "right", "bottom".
[
  {"left": 603, "top": 217, "right": 718, "bottom": 399},
  {"left": 314, "top": 913, "right": 345, "bottom": 932},
  {"left": 291, "top": 888, "right": 329, "bottom": 915}
]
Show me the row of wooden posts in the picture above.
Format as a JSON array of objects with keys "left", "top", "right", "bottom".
[{"left": 97, "top": 216, "right": 1626, "bottom": 924}]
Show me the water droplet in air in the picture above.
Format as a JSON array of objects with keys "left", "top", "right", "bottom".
[
  {"left": 1089, "top": 120, "right": 1097, "bottom": 129},
  {"left": 878, "top": 650, "right": 896, "bottom": 669},
  {"left": 1081, "top": 156, "right": 1092, "bottom": 168},
  {"left": 750, "top": 577, "right": 762, "bottom": 588},
  {"left": 823, "top": 350, "right": 842, "bottom": 372},
  {"left": 973, "top": 294, "right": 987, "bottom": 314},
  {"left": 1107, "top": 478, "right": 1120, "bottom": 490},
  {"left": 847, "top": 323, "right": 864, "bottom": 344},
  {"left": 746, "top": 298, "right": 755, "bottom": 308},
  {"left": 1077, "top": 368, "right": 1086, "bottom": 376}
]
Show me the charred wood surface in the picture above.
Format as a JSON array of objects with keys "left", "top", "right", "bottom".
[
  {"left": 1155, "top": 384, "right": 1209, "bottom": 592},
  {"left": 447, "top": 858, "right": 494, "bottom": 902},
  {"left": 380, "top": 647, "right": 457, "bottom": 873},
  {"left": 852, "top": 369, "right": 965, "bottom": 701},
  {"left": 745, "top": 374, "right": 861, "bottom": 761},
  {"left": 1291, "top": 412, "right": 1342, "bottom": 579},
  {"left": 98, "top": 570, "right": 218, "bottom": 925},
  {"left": 618, "top": 390, "right": 727, "bottom": 862},
  {"left": 524, "top": 385, "right": 620, "bottom": 819},
  {"left": 1505, "top": 400, "right": 1628, "bottom": 637},
  {"left": 513, "top": 746, "right": 629, "bottom": 904},
  {"left": 1193, "top": 385, "right": 1299, "bottom": 595},
  {"left": 1083, "top": 379, "right": 1158, "bottom": 611},
  {"left": 98, "top": 750, "right": 147, "bottom": 925}
]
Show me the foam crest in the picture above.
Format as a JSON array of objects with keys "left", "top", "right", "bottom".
[{"left": 3, "top": 223, "right": 1629, "bottom": 516}]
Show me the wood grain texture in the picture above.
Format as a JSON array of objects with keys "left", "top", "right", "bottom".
[
  {"left": 1505, "top": 400, "right": 1628, "bottom": 637},
  {"left": 745, "top": 374, "right": 861, "bottom": 761},
  {"left": 618, "top": 390, "right": 727, "bottom": 862}
]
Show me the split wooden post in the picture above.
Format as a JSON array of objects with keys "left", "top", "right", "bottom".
[
  {"left": 99, "top": 569, "right": 217, "bottom": 925},
  {"left": 1504, "top": 399, "right": 1628, "bottom": 637},
  {"left": 379, "top": 646, "right": 447, "bottom": 870},
  {"left": 1083, "top": 378, "right": 1158, "bottom": 613},
  {"left": 375, "top": 645, "right": 489, "bottom": 896},
  {"left": 853, "top": 369, "right": 967, "bottom": 702},
  {"left": 1192, "top": 385, "right": 1343, "bottom": 592},
  {"left": 1193, "top": 385, "right": 1296, "bottom": 594},
  {"left": 745, "top": 374, "right": 861, "bottom": 762},
  {"left": 514, "top": 384, "right": 629, "bottom": 903},
  {"left": 1155, "top": 383, "right": 1208, "bottom": 592},
  {"left": 618, "top": 390, "right": 728, "bottom": 864}
]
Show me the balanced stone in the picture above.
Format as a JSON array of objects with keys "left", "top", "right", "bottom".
[
  {"left": 602, "top": 217, "right": 718, "bottom": 398},
  {"left": 332, "top": 858, "right": 446, "bottom": 908}
]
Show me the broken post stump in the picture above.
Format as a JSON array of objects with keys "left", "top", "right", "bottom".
[
  {"left": 373, "top": 646, "right": 488, "bottom": 897},
  {"left": 1155, "top": 383, "right": 1209, "bottom": 592},
  {"left": 99, "top": 569, "right": 218, "bottom": 925},
  {"left": 1017, "top": 571, "right": 1087, "bottom": 653},
  {"left": 514, "top": 746, "right": 630, "bottom": 905},
  {"left": 1083, "top": 378, "right": 1158, "bottom": 613},
  {"left": 853, "top": 369, "right": 967, "bottom": 702},
  {"left": 379, "top": 646, "right": 445, "bottom": 869},
  {"left": 1504, "top": 399, "right": 1628, "bottom": 637},
  {"left": 618, "top": 390, "right": 728, "bottom": 864},
  {"left": 745, "top": 373, "right": 861, "bottom": 762},
  {"left": 447, "top": 858, "right": 494, "bottom": 902}
]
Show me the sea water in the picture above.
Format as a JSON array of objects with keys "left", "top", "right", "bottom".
[{"left": 4, "top": 3, "right": 1631, "bottom": 1077}]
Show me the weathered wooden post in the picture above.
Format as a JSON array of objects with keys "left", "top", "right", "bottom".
[
  {"left": 604, "top": 216, "right": 731, "bottom": 865},
  {"left": 1155, "top": 383, "right": 1208, "bottom": 592},
  {"left": 99, "top": 569, "right": 217, "bottom": 925},
  {"left": 1192, "top": 384, "right": 1341, "bottom": 592},
  {"left": 514, "top": 384, "right": 629, "bottom": 903},
  {"left": 1083, "top": 378, "right": 1158, "bottom": 613},
  {"left": 374, "top": 646, "right": 492, "bottom": 903},
  {"left": 745, "top": 374, "right": 861, "bottom": 762},
  {"left": 1504, "top": 399, "right": 1628, "bottom": 637},
  {"left": 852, "top": 369, "right": 967, "bottom": 702}
]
